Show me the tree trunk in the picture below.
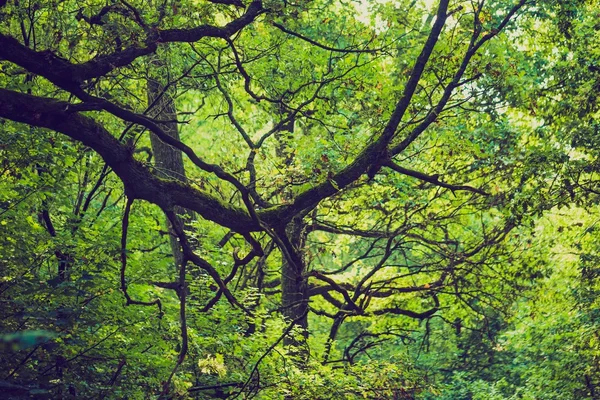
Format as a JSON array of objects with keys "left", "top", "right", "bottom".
[
  {"left": 280, "top": 217, "right": 309, "bottom": 361},
  {"left": 272, "top": 107, "right": 309, "bottom": 359},
  {"left": 146, "top": 58, "right": 194, "bottom": 265}
]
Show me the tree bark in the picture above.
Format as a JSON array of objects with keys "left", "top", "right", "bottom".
[
  {"left": 146, "top": 57, "right": 195, "bottom": 266},
  {"left": 280, "top": 216, "right": 309, "bottom": 361}
]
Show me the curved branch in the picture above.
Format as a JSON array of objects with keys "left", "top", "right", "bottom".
[
  {"left": 165, "top": 209, "right": 251, "bottom": 314},
  {"left": 384, "top": 160, "right": 489, "bottom": 195},
  {"left": 308, "top": 271, "right": 362, "bottom": 313},
  {"left": 0, "top": 88, "right": 259, "bottom": 232},
  {"left": 0, "top": 2, "right": 263, "bottom": 85},
  {"left": 120, "top": 198, "right": 163, "bottom": 314},
  {"left": 371, "top": 294, "right": 440, "bottom": 319},
  {"left": 272, "top": 22, "right": 381, "bottom": 54}
]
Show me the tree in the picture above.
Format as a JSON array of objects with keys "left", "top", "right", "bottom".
[{"left": 0, "top": 0, "right": 576, "bottom": 398}]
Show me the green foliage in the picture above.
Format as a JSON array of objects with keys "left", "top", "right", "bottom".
[{"left": 1, "top": 0, "right": 600, "bottom": 399}]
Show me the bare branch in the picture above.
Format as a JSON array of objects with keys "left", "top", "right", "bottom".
[
  {"left": 385, "top": 160, "right": 489, "bottom": 195},
  {"left": 272, "top": 22, "right": 381, "bottom": 54}
]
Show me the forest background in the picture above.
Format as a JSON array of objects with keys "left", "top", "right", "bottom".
[{"left": 1, "top": 0, "right": 600, "bottom": 398}]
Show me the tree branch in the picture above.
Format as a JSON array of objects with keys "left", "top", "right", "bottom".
[
  {"left": 269, "top": 0, "right": 450, "bottom": 220},
  {"left": 119, "top": 198, "right": 163, "bottom": 314},
  {"left": 272, "top": 22, "right": 380, "bottom": 54},
  {"left": 0, "top": 88, "right": 261, "bottom": 232},
  {"left": 0, "top": 2, "right": 263, "bottom": 85},
  {"left": 384, "top": 160, "right": 489, "bottom": 195}
]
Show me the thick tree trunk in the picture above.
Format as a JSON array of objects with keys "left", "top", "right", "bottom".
[
  {"left": 280, "top": 217, "right": 309, "bottom": 360},
  {"left": 273, "top": 107, "right": 310, "bottom": 362},
  {"left": 272, "top": 106, "right": 310, "bottom": 357}
]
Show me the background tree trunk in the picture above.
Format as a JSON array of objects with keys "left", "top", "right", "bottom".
[{"left": 146, "top": 57, "right": 194, "bottom": 265}]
